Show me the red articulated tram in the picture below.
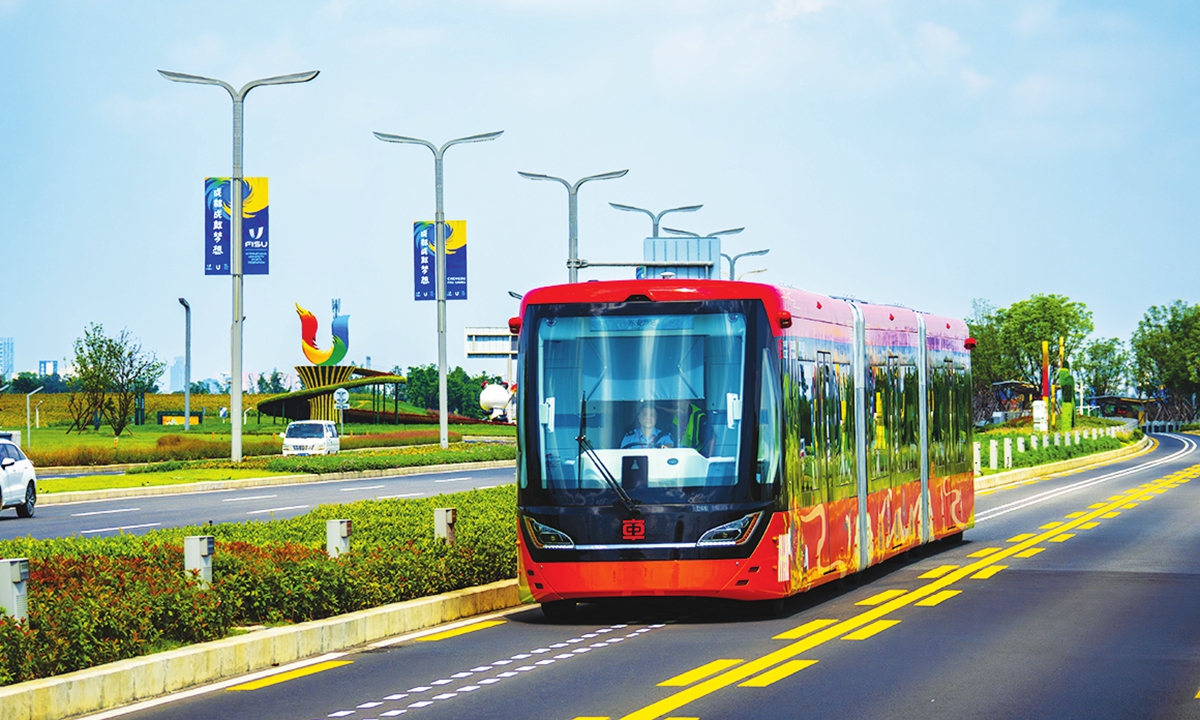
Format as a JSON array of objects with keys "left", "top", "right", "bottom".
[{"left": 511, "top": 279, "right": 974, "bottom": 618}]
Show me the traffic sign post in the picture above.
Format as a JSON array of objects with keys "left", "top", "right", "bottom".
[{"left": 334, "top": 387, "right": 350, "bottom": 436}]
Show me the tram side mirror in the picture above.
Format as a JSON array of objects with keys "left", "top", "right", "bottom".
[
  {"left": 726, "top": 393, "right": 742, "bottom": 429},
  {"left": 540, "top": 396, "right": 556, "bottom": 433}
]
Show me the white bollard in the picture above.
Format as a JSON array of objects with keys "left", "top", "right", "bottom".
[
  {"left": 435, "top": 508, "right": 457, "bottom": 544},
  {"left": 327, "top": 519, "right": 351, "bottom": 558},
  {"left": 1017, "top": 437, "right": 1026, "bottom": 453},
  {"left": 1074, "top": 431, "right": 1081, "bottom": 444},
  {"left": 1043, "top": 434, "right": 1050, "bottom": 448},
  {"left": 1064, "top": 432, "right": 1071, "bottom": 447},
  {"left": 1054, "top": 433, "right": 1061, "bottom": 446},
  {"left": 973, "top": 442, "right": 981, "bottom": 475},
  {"left": 184, "top": 536, "right": 215, "bottom": 589},
  {"left": 0, "top": 558, "right": 29, "bottom": 622},
  {"left": 1004, "top": 438, "right": 1013, "bottom": 469},
  {"left": 989, "top": 440, "right": 998, "bottom": 470},
  {"left": 1031, "top": 435, "right": 1039, "bottom": 451}
]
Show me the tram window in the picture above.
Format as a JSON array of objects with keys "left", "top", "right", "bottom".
[
  {"left": 757, "top": 349, "right": 781, "bottom": 486},
  {"left": 867, "top": 364, "right": 891, "bottom": 492}
]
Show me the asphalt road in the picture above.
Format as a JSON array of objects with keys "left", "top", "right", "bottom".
[
  {"left": 0, "top": 466, "right": 517, "bottom": 541},
  {"left": 88, "top": 434, "right": 1200, "bottom": 720}
]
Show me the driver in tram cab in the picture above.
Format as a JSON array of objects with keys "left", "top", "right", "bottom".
[{"left": 621, "top": 401, "right": 676, "bottom": 449}]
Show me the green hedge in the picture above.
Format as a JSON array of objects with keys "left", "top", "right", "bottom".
[
  {"left": 0, "top": 485, "right": 517, "bottom": 687},
  {"left": 977, "top": 434, "right": 1129, "bottom": 474},
  {"left": 127, "top": 442, "right": 514, "bottom": 476},
  {"left": 263, "top": 443, "right": 516, "bottom": 474}
]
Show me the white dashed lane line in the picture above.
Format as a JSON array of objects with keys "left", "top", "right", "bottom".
[
  {"left": 320, "top": 623, "right": 666, "bottom": 718},
  {"left": 221, "top": 494, "right": 278, "bottom": 503}
]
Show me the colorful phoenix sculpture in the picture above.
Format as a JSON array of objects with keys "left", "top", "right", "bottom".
[{"left": 296, "top": 303, "right": 350, "bottom": 366}]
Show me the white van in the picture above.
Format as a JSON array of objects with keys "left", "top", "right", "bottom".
[{"left": 281, "top": 420, "right": 341, "bottom": 456}]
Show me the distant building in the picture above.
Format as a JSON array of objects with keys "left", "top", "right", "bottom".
[
  {"left": 38, "top": 360, "right": 58, "bottom": 377},
  {"left": 0, "top": 338, "right": 12, "bottom": 379},
  {"left": 169, "top": 356, "right": 185, "bottom": 393}
]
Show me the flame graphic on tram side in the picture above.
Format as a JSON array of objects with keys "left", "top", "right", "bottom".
[{"left": 296, "top": 303, "right": 350, "bottom": 366}]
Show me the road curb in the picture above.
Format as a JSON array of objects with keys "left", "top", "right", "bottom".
[
  {"left": 974, "top": 436, "right": 1152, "bottom": 491},
  {"left": 37, "top": 460, "right": 517, "bottom": 506},
  {"left": 0, "top": 579, "right": 523, "bottom": 720}
]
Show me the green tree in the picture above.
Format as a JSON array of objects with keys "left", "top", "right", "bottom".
[
  {"left": 404, "top": 364, "right": 438, "bottom": 410},
  {"left": 66, "top": 323, "right": 118, "bottom": 434},
  {"left": 101, "top": 328, "right": 166, "bottom": 437},
  {"left": 995, "top": 294, "right": 1094, "bottom": 389},
  {"left": 189, "top": 381, "right": 212, "bottom": 395},
  {"left": 965, "top": 299, "right": 1017, "bottom": 420},
  {"left": 10, "top": 371, "right": 41, "bottom": 393},
  {"left": 1077, "top": 337, "right": 1129, "bottom": 399},
  {"left": 255, "top": 369, "right": 288, "bottom": 394},
  {"left": 1130, "top": 300, "right": 1200, "bottom": 419}
]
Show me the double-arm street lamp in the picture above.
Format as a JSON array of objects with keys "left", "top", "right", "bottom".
[
  {"left": 610, "top": 203, "right": 703, "bottom": 239},
  {"left": 518, "top": 170, "right": 628, "bottom": 283},
  {"left": 720, "top": 249, "right": 771, "bottom": 281},
  {"left": 159, "top": 69, "right": 319, "bottom": 462},
  {"left": 375, "top": 130, "right": 504, "bottom": 449}
]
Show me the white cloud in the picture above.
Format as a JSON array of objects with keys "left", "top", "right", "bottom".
[
  {"left": 960, "top": 67, "right": 994, "bottom": 95},
  {"left": 1015, "top": 2, "right": 1058, "bottom": 35},
  {"left": 913, "top": 21, "right": 968, "bottom": 74},
  {"left": 770, "top": 0, "right": 833, "bottom": 20}
]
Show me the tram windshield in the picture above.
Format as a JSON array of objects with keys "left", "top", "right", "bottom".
[{"left": 521, "top": 299, "right": 772, "bottom": 506}]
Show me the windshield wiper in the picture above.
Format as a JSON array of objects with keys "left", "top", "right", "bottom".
[{"left": 577, "top": 435, "right": 638, "bottom": 514}]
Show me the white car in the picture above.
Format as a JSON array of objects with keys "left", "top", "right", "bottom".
[
  {"left": 0, "top": 439, "right": 37, "bottom": 518},
  {"left": 281, "top": 420, "right": 341, "bottom": 457}
]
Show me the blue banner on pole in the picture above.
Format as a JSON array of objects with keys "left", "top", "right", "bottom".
[
  {"left": 205, "top": 177, "right": 269, "bottom": 275},
  {"left": 413, "top": 221, "right": 467, "bottom": 301}
]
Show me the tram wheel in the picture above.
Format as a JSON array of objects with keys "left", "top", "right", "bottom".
[
  {"left": 944, "top": 531, "right": 964, "bottom": 545},
  {"left": 540, "top": 600, "right": 577, "bottom": 623}
]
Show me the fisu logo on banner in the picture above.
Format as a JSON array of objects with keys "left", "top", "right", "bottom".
[
  {"left": 205, "top": 177, "right": 269, "bottom": 275},
  {"left": 413, "top": 220, "right": 467, "bottom": 301}
]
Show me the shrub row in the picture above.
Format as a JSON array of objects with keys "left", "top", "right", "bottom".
[
  {"left": 0, "top": 486, "right": 517, "bottom": 687},
  {"left": 125, "top": 442, "right": 516, "bottom": 477},
  {"left": 263, "top": 443, "right": 517, "bottom": 474},
  {"left": 977, "top": 434, "right": 1127, "bottom": 473},
  {"left": 28, "top": 434, "right": 282, "bottom": 468}
]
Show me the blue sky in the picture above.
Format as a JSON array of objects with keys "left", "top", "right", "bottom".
[{"left": 0, "top": 1, "right": 1196, "bottom": 387}]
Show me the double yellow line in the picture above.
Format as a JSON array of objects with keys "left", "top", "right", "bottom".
[{"left": 611, "top": 470, "right": 1192, "bottom": 720}]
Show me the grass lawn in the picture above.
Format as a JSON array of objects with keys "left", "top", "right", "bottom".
[{"left": 38, "top": 467, "right": 298, "bottom": 494}]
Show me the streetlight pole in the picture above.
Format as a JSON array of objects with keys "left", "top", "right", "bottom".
[
  {"left": 519, "top": 170, "right": 629, "bottom": 283},
  {"left": 717, "top": 249, "right": 770, "bottom": 281},
  {"left": 25, "top": 386, "right": 43, "bottom": 449},
  {"left": 374, "top": 130, "right": 504, "bottom": 449},
  {"left": 179, "top": 297, "right": 191, "bottom": 431},
  {"left": 609, "top": 203, "right": 703, "bottom": 238},
  {"left": 159, "top": 69, "right": 319, "bottom": 462}
]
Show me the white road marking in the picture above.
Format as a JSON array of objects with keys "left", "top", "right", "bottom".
[
  {"left": 325, "top": 622, "right": 665, "bottom": 720},
  {"left": 977, "top": 435, "right": 1196, "bottom": 523},
  {"left": 246, "top": 505, "right": 309, "bottom": 516},
  {"left": 80, "top": 523, "right": 161, "bottom": 534},
  {"left": 434, "top": 477, "right": 467, "bottom": 483},
  {"left": 221, "top": 494, "right": 277, "bottom": 502},
  {"left": 340, "top": 484, "right": 385, "bottom": 492},
  {"left": 376, "top": 492, "right": 424, "bottom": 500},
  {"left": 71, "top": 507, "right": 140, "bottom": 517}
]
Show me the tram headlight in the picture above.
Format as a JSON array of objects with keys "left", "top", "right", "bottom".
[
  {"left": 696, "top": 512, "right": 763, "bottom": 547},
  {"left": 523, "top": 517, "right": 576, "bottom": 549}
]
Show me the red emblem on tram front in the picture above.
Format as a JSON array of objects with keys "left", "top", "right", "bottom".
[{"left": 622, "top": 518, "right": 646, "bottom": 541}]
